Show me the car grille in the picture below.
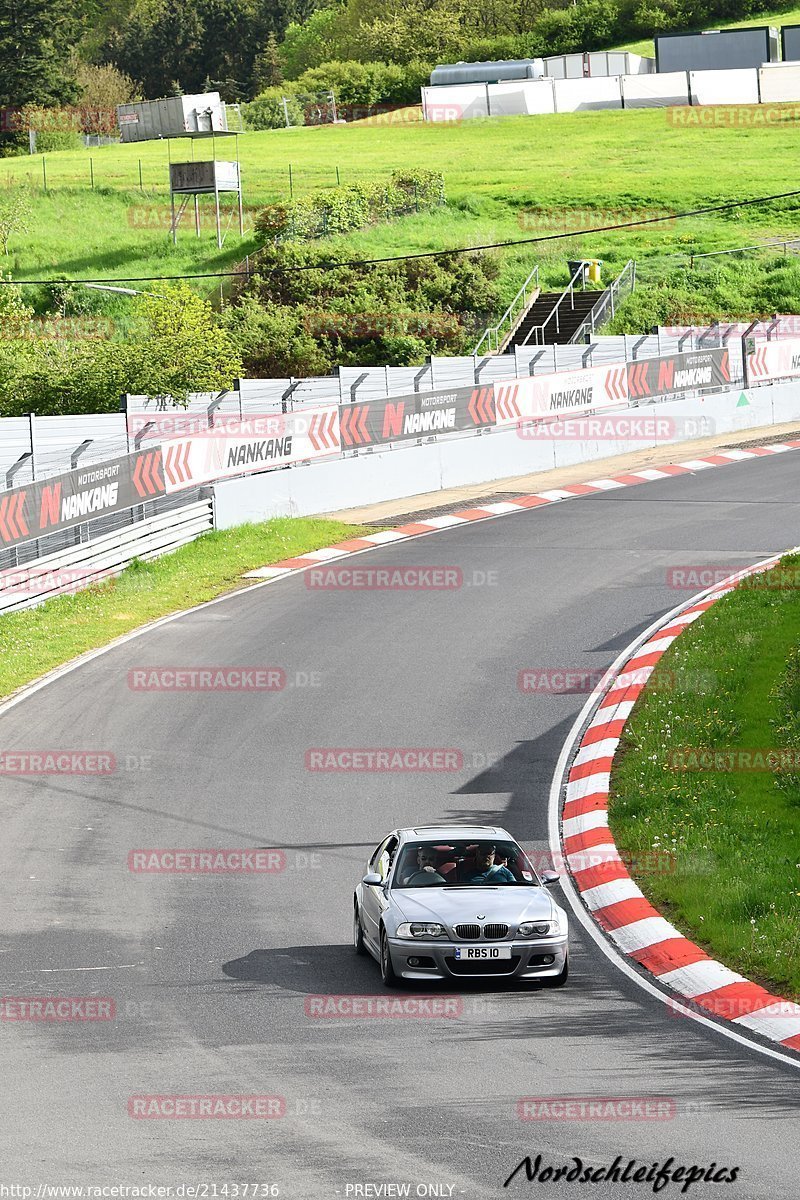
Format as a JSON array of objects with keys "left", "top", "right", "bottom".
[
  {"left": 453, "top": 923, "right": 509, "bottom": 940},
  {"left": 454, "top": 924, "right": 481, "bottom": 940},
  {"left": 446, "top": 956, "right": 520, "bottom": 976}
]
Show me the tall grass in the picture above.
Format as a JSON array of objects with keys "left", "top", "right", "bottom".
[{"left": 611, "top": 555, "right": 800, "bottom": 999}]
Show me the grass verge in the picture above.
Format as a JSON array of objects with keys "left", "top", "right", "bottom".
[
  {"left": 5, "top": 105, "right": 800, "bottom": 300},
  {"left": 0, "top": 516, "right": 371, "bottom": 701},
  {"left": 610, "top": 554, "right": 800, "bottom": 1000}
]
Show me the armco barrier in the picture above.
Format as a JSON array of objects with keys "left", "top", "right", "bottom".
[
  {"left": 210, "top": 380, "right": 791, "bottom": 526},
  {"left": 0, "top": 324, "right": 761, "bottom": 490},
  {"left": 0, "top": 448, "right": 166, "bottom": 555},
  {"left": 0, "top": 500, "right": 213, "bottom": 614},
  {"left": 746, "top": 336, "right": 800, "bottom": 386},
  {"left": 0, "top": 344, "right": 790, "bottom": 609},
  {"left": 160, "top": 350, "right": 732, "bottom": 495}
]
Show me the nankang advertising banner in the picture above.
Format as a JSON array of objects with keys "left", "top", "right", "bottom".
[
  {"left": 0, "top": 449, "right": 166, "bottom": 553},
  {"left": 338, "top": 386, "right": 495, "bottom": 448},
  {"left": 746, "top": 338, "right": 800, "bottom": 386},
  {"left": 161, "top": 406, "right": 341, "bottom": 493},
  {"left": 494, "top": 364, "right": 628, "bottom": 427},
  {"left": 627, "top": 348, "right": 731, "bottom": 399}
]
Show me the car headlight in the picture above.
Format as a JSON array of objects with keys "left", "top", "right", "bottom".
[
  {"left": 395, "top": 922, "right": 446, "bottom": 939},
  {"left": 518, "top": 921, "right": 551, "bottom": 937}
]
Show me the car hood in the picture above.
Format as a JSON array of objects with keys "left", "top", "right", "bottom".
[{"left": 391, "top": 886, "right": 556, "bottom": 925}]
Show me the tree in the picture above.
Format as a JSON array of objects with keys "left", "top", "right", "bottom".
[
  {"left": 252, "top": 32, "right": 284, "bottom": 91},
  {"left": 75, "top": 62, "right": 140, "bottom": 134},
  {"left": 0, "top": 0, "right": 80, "bottom": 109},
  {"left": 102, "top": 0, "right": 204, "bottom": 98},
  {"left": 125, "top": 284, "right": 242, "bottom": 404},
  {"left": 0, "top": 190, "right": 32, "bottom": 256}
]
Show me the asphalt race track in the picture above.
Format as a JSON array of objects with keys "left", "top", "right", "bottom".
[{"left": 1, "top": 453, "right": 799, "bottom": 1198}]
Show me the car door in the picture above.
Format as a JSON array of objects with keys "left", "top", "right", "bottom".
[{"left": 361, "top": 835, "right": 398, "bottom": 949}]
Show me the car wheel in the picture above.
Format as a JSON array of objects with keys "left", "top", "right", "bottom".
[
  {"left": 542, "top": 952, "right": 569, "bottom": 988},
  {"left": 380, "top": 928, "right": 400, "bottom": 988},
  {"left": 353, "top": 903, "right": 367, "bottom": 956}
]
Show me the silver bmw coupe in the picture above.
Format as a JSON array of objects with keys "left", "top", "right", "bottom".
[{"left": 353, "top": 825, "right": 569, "bottom": 988}]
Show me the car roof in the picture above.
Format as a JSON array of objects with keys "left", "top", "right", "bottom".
[{"left": 397, "top": 826, "right": 510, "bottom": 841}]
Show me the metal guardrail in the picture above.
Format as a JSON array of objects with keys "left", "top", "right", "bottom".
[
  {"left": 521, "top": 259, "right": 588, "bottom": 347},
  {"left": 472, "top": 266, "right": 539, "bottom": 356},
  {"left": 570, "top": 260, "right": 636, "bottom": 344},
  {"left": 0, "top": 499, "right": 214, "bottom": 615},
  {"left": 1, "top": 315, "right": 792, "bottom": 493},
  {"left": 0, "top": 486, "right": 206, "bottom": 574}
]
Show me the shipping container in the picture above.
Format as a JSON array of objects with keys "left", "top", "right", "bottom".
[
  {"left": 654, "top": 27, "right": 779, "bottom": 73},
  {"left": 781, "top": 25, "right": 800, "bottom": 62},
  {"left": 116, "top": 94, "right": 228, "bottom": 143}
]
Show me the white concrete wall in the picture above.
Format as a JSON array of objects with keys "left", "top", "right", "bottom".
[
  {"left": 553, "top": 77, "right": 622, "bottom": 112},
  {"left": 759, "top": 64, "right": 800, "bottom": 103},
  {"left": 622, "top": 72, "right": 690, "bottom": 108},
  {"left": 689, "top": 68, "right": 759, "bottom": 106},
  {"left": 488, "top": 80, "right": 555, "bottom": 116},
  {"left": 212, "top": 382, "right": 800, "bottom": 527}
]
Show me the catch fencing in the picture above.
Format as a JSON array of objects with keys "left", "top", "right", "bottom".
[
  {"left": 1, "top": 317, "right": 779, "bottom": 493},
  {"left": 0, "top": 324, "right": 795, "bottom": 612}
]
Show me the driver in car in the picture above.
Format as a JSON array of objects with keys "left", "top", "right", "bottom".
[
  {"left": 403, "top": 846, "right": 446, "bottom": 886},
  {"left": 466, "top": 843, "right": 516, "bottom": 884}
]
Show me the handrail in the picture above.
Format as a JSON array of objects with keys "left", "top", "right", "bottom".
[
  {"left": 520, "top": 259, "right": 588, "bottom": 348},
  {"left": 472, "top": 265, "right": 539, "bottom": 356},
  {"left": 569, "top": 260, "right": 636, "bottom": 345}
]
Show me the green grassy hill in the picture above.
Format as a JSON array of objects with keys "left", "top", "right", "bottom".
[
  {"left": 614, "top": 3, "right": 800, "bottom": 57},
  {"left": 3, "top": 105, "right": 800, "bottom": 294}
]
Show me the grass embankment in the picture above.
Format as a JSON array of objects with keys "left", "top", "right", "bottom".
[
  {"left": 615, "top": 4, "right": 800, "bottom": 57},
  {"left": 0, "top": 516, "right": 370, "bottom": 701},
  {"left": 610, "top": 555, "right": 800, "bottom": 1000},
  {"left": 4, "top": 107, "right": 800, "bottom": 319}
]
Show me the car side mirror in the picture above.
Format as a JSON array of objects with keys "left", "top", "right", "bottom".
[
  {"left": 541, "top": 870, "right": 560, "bottom": 886},
  {"left": 362, "top": 872, "right": 383, "bottom": 886}
]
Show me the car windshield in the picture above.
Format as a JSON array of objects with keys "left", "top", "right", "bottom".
[{"left": 391, "top": 839, "right": 540, "bottom": 888}]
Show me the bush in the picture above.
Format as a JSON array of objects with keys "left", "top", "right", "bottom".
[
  {"left": 253, "top": 170, "right": 446, "bottom": 242},
  {"left": 241, "top": 88, "right": 305, "bottom": 130},
  {"left": 225, "top": 241, "right": 500, "bottom": 375},
  {"left": 279, "top": 9, "right": 343, "bottom": 78},
  {"left": 293, "top": 60, "right": 431, "bottom": 109}
]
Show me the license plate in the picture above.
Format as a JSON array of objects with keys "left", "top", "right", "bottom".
[{"left": 454, "top": 946, "right": 511, "bottom": 960}]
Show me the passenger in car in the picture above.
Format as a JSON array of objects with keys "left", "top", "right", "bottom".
[{"left": 465, "top": 843, "right": 516, "bottom": 884}]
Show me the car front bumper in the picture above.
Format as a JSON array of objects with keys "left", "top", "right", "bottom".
[{"left": 388, "top": 937, "right": 568, "bottom": 982}]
